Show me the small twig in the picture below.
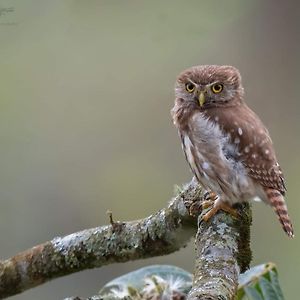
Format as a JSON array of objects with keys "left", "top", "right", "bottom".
[
  {"left": 106, "top": 210, "right": 124, "bottom": 233},
  {"left": 106, "top": 210, "right": 114, "bottom": 225}
]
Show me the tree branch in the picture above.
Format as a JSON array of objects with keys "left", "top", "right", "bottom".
[
  {"left": 0, "top": 179, "right": 251, "bottom": 300},
  {"left": 187, "top": 203, "right": 252, "bottom": 300},
  {"left": 0, "top": 181, "right": 200, "bottom": 299}
]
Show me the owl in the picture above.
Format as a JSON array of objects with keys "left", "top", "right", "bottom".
[{"left": 171, "top": 65, "right": 294, "bottom": 237}]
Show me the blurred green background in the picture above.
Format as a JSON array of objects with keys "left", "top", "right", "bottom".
[{"left": 0, "top": 0, "right": 299, "bottom": 299}]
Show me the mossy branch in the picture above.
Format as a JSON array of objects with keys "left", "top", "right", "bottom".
[
  {"left": 0, "top": 179, "right": 251, "bottom": 299},
  {"left": 187, "top": 203, "right": 252, "bottom": 300}
]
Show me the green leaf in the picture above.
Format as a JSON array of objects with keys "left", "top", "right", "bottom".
[
  {"left": 239, "top": 264, "right": 268, "bottom": 287},
  {"left": 98, "top": 263, "right": 285, "bottom": 300},
  {"left": 259, "top": 277, "right": 279, "bottom": 300},
  {"left": 269, "top": 270, "right": 284, "bottom": 300},
  {"left": 244, "top": 286, "right": 264, "bottom": 300},
  {"left": 237, "top": 263, "right": 285, "bottom": 300}
]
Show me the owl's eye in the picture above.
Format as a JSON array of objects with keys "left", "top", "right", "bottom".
[
  {"left": 185, "top": 82, "right": 195, "bottom": 93},
  {"left": 211, "top": 83, "right": 223, "bottom": 94}
]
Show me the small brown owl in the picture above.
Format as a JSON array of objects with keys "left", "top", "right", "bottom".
[{"left": 171, "top": 65, "right": 294, "bottom": 237}]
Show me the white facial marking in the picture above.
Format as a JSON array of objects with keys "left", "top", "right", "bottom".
[
  {"left": 244, "top": 146, "right": 250, "bottom": 153},
  {"left": 238, "top": 128, "right": 243, "bottom": 136}
]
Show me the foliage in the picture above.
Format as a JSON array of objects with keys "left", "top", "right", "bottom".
[
  {"left": 237, "top": 262, "right": 284, "bottom": 300},
  {"left": 99, "top": 265, "right": 192, "bottom": 299},
  {"left": 98, "top": 263, "right": 284, "bottom": 300}
]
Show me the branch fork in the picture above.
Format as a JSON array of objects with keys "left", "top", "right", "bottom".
[{"left": 0, "top": 179, "right": 251, "bottom": 300}]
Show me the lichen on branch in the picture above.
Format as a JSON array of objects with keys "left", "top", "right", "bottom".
[
  {"left": 0, "top": 179, "right": 251, "bottom": 300},
  {"left": 187, "top": 203, "right": 252, "bottom": 300}
]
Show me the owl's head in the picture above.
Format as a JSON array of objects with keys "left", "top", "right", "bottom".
[{"left": 175, "top": 65, "right": 244, "bottom": 109}]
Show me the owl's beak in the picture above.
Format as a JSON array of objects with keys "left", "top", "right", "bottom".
[{"left": 198, "top": 92, "right": 206, "bottom": 107}]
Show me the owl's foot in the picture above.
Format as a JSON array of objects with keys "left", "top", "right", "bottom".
[
  {"left": 201, "top": 191, "right": 218, "bottom": 210},
  {"left": 203, "top": 191, "right": 218, "bottom": 202},
  {"left": 202, "top": 200, "right": 214, "bottom": 209},
  {"left": 202, "top": 200, "right": 238, "bottom": 222},
  {"left": 188, "top": 191, "right": 218, "bottom": 216}
]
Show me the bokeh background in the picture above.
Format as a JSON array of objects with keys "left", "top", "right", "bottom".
[{"left": 0, "top": 0, "right": 299, "bottom": 299}]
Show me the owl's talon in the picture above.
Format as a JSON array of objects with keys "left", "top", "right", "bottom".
[
  {"left": 201, "top": 200, "right": 214, "bottom": 209},
  {"left": 203, "top": 191, "right": 210, "bottom": 201},
  {"left": 202, "top": 201, "right": 238, "bottom": 222},
  {"left": 203, "top": 191, "right": 218, "bottom": 201},
  {"left": 188, "top": 201, "right": 202, "bottom": 216}
]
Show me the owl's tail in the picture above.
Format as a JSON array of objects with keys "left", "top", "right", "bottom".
[{"left": 264, "top": 187, "right": 294, "bottom": 238}]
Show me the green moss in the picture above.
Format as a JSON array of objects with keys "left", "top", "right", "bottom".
[{"left": 234, "top": 202, "right": 252, "bottom": 273}]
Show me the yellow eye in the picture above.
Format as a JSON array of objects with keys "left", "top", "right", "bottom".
[
  {"left": 211, "top": 83, "right": 223, "bottom": 94},
  {"left": 185, "top": 82, "right": 195, "bottom": 93}
]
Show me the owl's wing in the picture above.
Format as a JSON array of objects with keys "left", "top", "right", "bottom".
[
  {"left": 242, "top": 140, "right": 286, "bottom": 195},
  {"left": 208, "top": 104, "right": 286, "bottom": 195}
]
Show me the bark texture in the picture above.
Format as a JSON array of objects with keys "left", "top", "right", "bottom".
[
  {"left": 0, "top": 182, "right": 199, "bottom": 299},
  {"left": 0, "top": 180, "right": 251, "bottom": 300},
  {"left": 187, "top": 203, "right": 252, "bottom": 300}
]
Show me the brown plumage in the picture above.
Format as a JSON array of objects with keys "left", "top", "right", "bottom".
[{"left": 172, "top": 65, "right": 294, "bottom": 237}]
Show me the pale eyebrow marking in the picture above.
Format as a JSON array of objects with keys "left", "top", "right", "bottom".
[
  {"left": 187, "top": 78, "right": 197, "bottom": 85},
  {"left": 206, "top": 81, "right": 221, "bottom": 87}
]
